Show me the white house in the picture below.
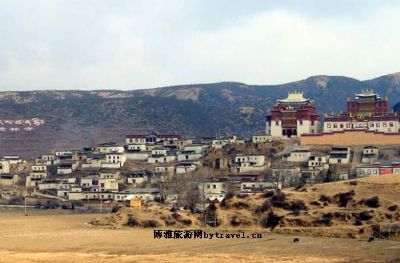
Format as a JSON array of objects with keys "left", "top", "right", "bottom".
[
  {"left": 148, "top": 155, "right": 176, "bottom": 164},
  {"left": 240, "top": 181, "right": 280, "bottom": 193},
  {"left": 94, "top": 142, "right": 125, "bottom": 154},
  {"left": 252, "top": 135, "right": 271, "bottom": 144},
  {"left": 283, "top": 149, "right": 311, "bottom": 162},
  {"left": 57, "top": 162, "right": 78, "bottom": 175},
  {"left": 176, "top": 161, "right": 198, "bottom": 174},
  {"left": 234, "top": 155, "right": 266, "bottom": 173},
  {"left": 198, "top": 181, "right": 228, "bottom": 201},
  {"left": 308, "top": 155, "right": 329, "bottom": 171},
  {"left": 361, "top": 146, "right": 379, "bottom": 163},
  {"left": 0, "top": 160, "right": 10, "bottom": 174},
  {"left": 329, "top": 146, "right": 351, "bottom": 164},
  {"left": 105, "top": 153, "right": 126, "bottom": 167},
  {"left": 0, "top": 174, "right": 19, "bottom": 186}
]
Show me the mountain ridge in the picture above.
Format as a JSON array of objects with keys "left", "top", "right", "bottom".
[{"left": 1, "top": 73, "right": 400, "bottom": 158}]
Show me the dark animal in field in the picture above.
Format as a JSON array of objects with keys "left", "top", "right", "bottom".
[
  {"left": 368, "top": 236, "right": 375, "bottom": 242},
  {"left": 293, "top": 238, "right": 300, "bottom": 243}
]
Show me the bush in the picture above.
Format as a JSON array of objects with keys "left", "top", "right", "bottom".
[
  {"left": 349, "top": 181, "right": 358, "bottom": 186},
  {"left": 261, "top": 212, "right": 283, "bottom": 230},
  {"left": 165, "top": 219, "right": 176, "bottom": 226},
  {"left": 335, "top": 190, "right": 355, "bottom": 207},
  {"left": 44, "top": 200, "right": 60, "bottom": 209},
  {"left": 232, "top": 201, "right": 250, "bottom": 209},
  {"left": 111, "top": 205, "right": 121, "bottom": 213},
  {"left": 230, "top": 216, "right": 241, "bottom": 227},
  {"left": 142, "top": 220, "right": 160, "bottom": 228},
  {"left": 314, "top": 213, "right": 333, "bottom": 226},
  {"left": 8, "top": 197, "right": 23, "bottom": 205},
  {"left": 319, "top": 195, "right": 331, "bottom": 203},
  {"left": 289, "top": 200, "right": 308, "bottom": 212},
  {"left": 180, "top": 218, "right": 192, "bottom": 226},
  {"left": 171, "top": 213, "right": 182, "bottom": 220},
  {"left": 364, "top": 196, "right": 380, "bottom": 208},
  {"left": 126, "top": 215, "right": 139, "bottom": 226},
  {"left": 255, "top": 200, "right": 272, "bottom": 213},
  {"left": 224, "top": 192, "right": 234, "bottom": 200},
  {"left": 310, "top": 201, "right": 321, "bottom": 206},
  {"left": 388, "top": 204, "right": 398, "bottom": 212},
  {"left": 357, "top": 211, "right": 373, "bottom": 221},
  {"left": 355, "top": 219, "right": 363, "bottom": 226},
  {"left": 261, "top": 190, "right": 275, "bottom": 198}
]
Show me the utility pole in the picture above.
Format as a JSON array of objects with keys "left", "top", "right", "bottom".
[
  {"left": 100, "top": 195, "right": 103, "bottom": 214},
  {"left": 24, "top": 195, "right": 27, "bottom": 216}
]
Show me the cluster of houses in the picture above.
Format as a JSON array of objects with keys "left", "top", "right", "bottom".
[
  {"left": 0, "top": 132, "right": 279, "bottom": 206},
  {"left": 1, "top": 90, "right": 400, "bottom": 208}
]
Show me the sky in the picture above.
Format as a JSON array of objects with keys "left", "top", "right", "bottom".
[{"left": 0, "top": 0, "right": 400, "bottom": 90}]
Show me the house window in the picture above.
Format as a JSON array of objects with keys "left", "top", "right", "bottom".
[
  {"left": 389, "top": 122, "right": 394, "bottom": 127},
  {"left": 299, "top": 120, "right": 303, "bottom": 125},
  {"left": 340, "top": 124, "right": 344, "bottom": 128},
  {"left": 333, "top": 124, "right": 337, "bottom": 128},
  {"left": 275, "top": 121, "right": 279, "bottom": 126},
  {"left": 327, "top": 124, "right": 331, "bottom": 128},
  {"left": 213, "top": 185, "right": 216, "bottom": 189},
  {"left": 376, "top": 123, "right": 380, "bottom": 127},
  {"left": 207, "top": 184, "right": 210, "bottom": 189}
]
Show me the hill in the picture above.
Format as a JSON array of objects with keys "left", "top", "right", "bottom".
[
  {"left": 1, "top": 73, "right": 400, "bottom": 158},
  {"left": 92, "top": 174, "right": 400, "bottom": 239}
]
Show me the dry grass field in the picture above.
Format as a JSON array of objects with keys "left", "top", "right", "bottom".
[{"left": 0, "top": 208, "right": 399, "bottom": 263}]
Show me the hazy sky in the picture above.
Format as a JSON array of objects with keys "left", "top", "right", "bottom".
[{"left": 1, "top": 0, "right": 400, "bottom": 90}]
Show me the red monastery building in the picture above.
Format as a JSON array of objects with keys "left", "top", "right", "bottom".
[
  {"left": 265, "top": 92, "right": 321, "bottom": 138},
  {"left": 323, "top": 90, "right": 400, "bottom": 133}
]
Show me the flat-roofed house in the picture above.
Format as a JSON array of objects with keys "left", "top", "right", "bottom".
[
  {"left": 234, "top": 155, "right": 266, "bottom": 173},
  {"left": 283, "top": 149, "right": 311, "bottom": 162},
  {"left": 361, "top": 146, "right": 379, "bottom": 163},
  {"left": 0, "top": 174, "right": 19, "bottom": 185},
  {"left": 329, "top": 146, "right": 351, "bottom": 164},
  {"left": 0, "top": 160, "right": 10, "bottom": 174}
]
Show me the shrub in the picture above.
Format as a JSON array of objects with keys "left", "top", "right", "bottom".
[
  {"left": 349, "top": 181, "right": 358, "bottom": 186},
  {"left": 289, "top": 200, "right": 308, "bottom": 212},
  {"left": 255, "top": 200, "right": 272, "bottom": 213},
  {"left": 230, "top": 216, "right": 241, "bottom": 227},
  {"left": 126, "top": 215, "right": 139, "bottom": 226},
  {"left": 319, "top": 195, "right": 331, "bottom": 203},
  {"left": 388, "top": 204, "right": 398, "bottom": 212},
  {"left": 314, "top": 213, "right": 333, "bottom": 226},
  {"left": 357, "top": 211, "right": 373, "bottom": 221},
  {"left": 171, "top": 213, "right": 182, "bottom": 220},
  {"left": 310, "top": 201, "right": 321, "bottom": 206},
  {"left": 261, "top": 190, "right": 275, "bottom": 198},
  {"left": 335, "top": 190, "right": 355, "bottom": 207},
  {"left": 180, "top": 218, "right": 192, "bottom": 226},
  {"left": 355, "top": 219, "right": 363, "bottom": 226},
  {"left": 111, "top": 205, "right": 121, "bottom": 213},
  {"left": 232, "top": 201, "right": 250, "bottom": 209},
  {"left": 142, "top": 220, "right": 160, "bottom": 228},
  {"left": 224, "top": 192, "right": 234, "bottom": 200},
  {"left": 165, "top": 219, "right": 176, "bottom": 226},
  {"left": 364, "top": 196, "right": 380, "bottom": 208},
  {"left": 261, "top": 212, "right": 283, "bottom": 230},
  {"left": 8, "top": 197, "right": 23, "bottom": 205}
]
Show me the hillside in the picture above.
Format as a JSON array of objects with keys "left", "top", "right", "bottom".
[
  {"left": 92, "top": 174, "right": 400, "bottom": 239},
  {"left": 1, "top": 73, "right": 400, "bottom": 158}
]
